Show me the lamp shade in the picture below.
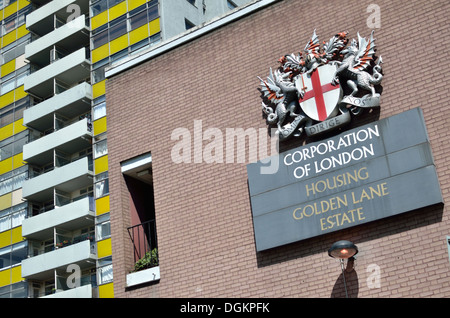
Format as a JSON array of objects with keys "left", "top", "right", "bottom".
[{"left": 328, "top": 240, "right": 358, "bottom": 259}]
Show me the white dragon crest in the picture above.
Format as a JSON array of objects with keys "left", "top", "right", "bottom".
[{"left": 258, "top": 30, "right": 383, "bottom": 141}]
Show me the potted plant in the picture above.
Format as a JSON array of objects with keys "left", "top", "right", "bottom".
[{"left": 133, "top": 248, "right": 158, "bottom": 272}]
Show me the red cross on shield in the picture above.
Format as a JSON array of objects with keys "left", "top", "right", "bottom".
[{"left": 296, "top": 63, "right": 342, "bottom": 122}]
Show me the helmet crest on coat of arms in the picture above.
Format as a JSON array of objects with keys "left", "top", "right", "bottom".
[{"left": 258, "top": 30, "right": 383, "bottom": 141}]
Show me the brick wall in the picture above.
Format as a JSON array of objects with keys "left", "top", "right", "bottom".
[{"left": 105, "top": 0, "right": 450, "bottom": 298}]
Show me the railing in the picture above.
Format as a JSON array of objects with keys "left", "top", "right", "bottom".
[{"left": 127, "top": 219, "right": 158, "bottom": 266}]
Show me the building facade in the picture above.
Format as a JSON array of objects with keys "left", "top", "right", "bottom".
[
  {"left": 0, "top": 0, "right": 252, "bottom": 298},
  {"left": 105, "top": 0, "right": 450, "bottom": 298}
]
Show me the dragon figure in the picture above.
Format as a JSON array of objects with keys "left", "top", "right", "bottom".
[
  {"left": 332, "top": 31, "right": 383, "bottom": 98},
  {"left": 258, "top": 30, "right": 348, "bottom": 140},
  {"left": 258, "top": 30, "right": 383, "bottom": 141}
]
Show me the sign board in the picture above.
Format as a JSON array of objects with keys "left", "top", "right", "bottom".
[{"left": 247, "top": 108, "right": 443, "bottom": 251}]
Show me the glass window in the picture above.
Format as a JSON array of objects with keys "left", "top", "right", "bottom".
[
  {"left": 129, "top": 9, "right": 148, "bottom": 31},
  {"left": 94, "top": 139, "right": 108, "bottom": 158},
  {"left": 0, "top": 215, "right": 11, "bottom": 233},
  {"left": 96, "top": 213, "right": 111, "bottom": 240},
  {"left": 93, "top": 102, "right": 106, "bottom": 120},
  {"left": 0, "top": 107, "right": 14, "bottom": 128},
  {"left": 10, "top": 241, "right": 27, "bottom": 267},
  {"left": 150, "top": 33, "right": 161, "bottom": 46},
  {"left": 91, "top": 0, "right": 108, "bottom": 16},
  {"left": 1, "top": 78, "right": 15, "bottom": 95},
  {"left": 148, "top": 4, "right": 159, "bottom": 21},
  {"left": 97, "top": 256, "right": 113, "bottom": 284},
  {"left": 92, "top": 29, "right": 108, "bottom": 49},
  {"left": 108, "top": 16, "right": 127, "bottom": 41},
  {"left": 185, "top": 19, "right": 195, "bottom": 30},
  {"left": 108, "top": 0, "right": 124, "bottom": 7},
  {"left": 92, "top": 67, "right": 106, "bottom": 84},
  {"left": 0, "top": 143, "right": 13, "bottom": 161},
  {"left": 95, "top": 179, "right": 109, "bottom": 198},
  {"left": 3, "top": 15, "right": 16, "bottom": 35},
  {"left": 0, "top": 177, "right": 12, "bottom": 196}
]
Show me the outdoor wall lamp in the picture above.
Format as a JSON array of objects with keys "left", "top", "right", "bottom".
[{"left": 328, "top": 240, "right": 358, "bottom": 298}]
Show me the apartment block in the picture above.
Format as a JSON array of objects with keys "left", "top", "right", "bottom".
[{"left": 0, "top": 0, "right": 254, "bottom": 298}]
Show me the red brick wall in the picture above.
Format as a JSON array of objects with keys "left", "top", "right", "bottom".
[{"left": 105, "top": 0, "right": 450, "bottom": 298}]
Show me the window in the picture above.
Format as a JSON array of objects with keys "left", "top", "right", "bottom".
[
  {"left": 95, "top": 172, "right": 109, "bottom": 198},
  {"left": 94, "top": 138, "right": 108, "bottom": 159},
  {"left": 108, "top": 15, "right": 127, "bottom": 41},
  {"left": 0, "top": 241, "right": 27, "bottom": 270},
  {"left": 92, "top": 28, "right": 108, "bottom": 49},
  {"left": 91, "top": 0, "right": 126, "bottom": 17},
  {"left": 91, "top": 0, "right": 108, "bottom": 16},
  {"left": 0, "top": 67, "right": 29, "bottom": 95},
  {"left": 93, "top": 100, "right": 106, "bottom": 120},
  {"left": 129, "top": 7, "right": 148, "bottom": 31},
  {"left": 96, "top": 213, "right": 111, "bottom": 241},
  {"left": 227, "top": 0, "right": 238, "bottom": 10},
  {"left": 121, "top": 152, "right": 158, "bottom": 274},
  {"left": 97, "top": 256, "right": 113, "bottom": 284},
  {"left": 185, "top": 18, "right": 195, "bottom": 30}
]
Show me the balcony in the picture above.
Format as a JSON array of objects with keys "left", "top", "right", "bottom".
[
  {"left": 26, "top": 15, "right": 90, "bottom": 67},
  {"left": 24, "top": 82, "right": 92, "bottom": 132},
  {"left": 24, "top": 47, "right": 90, "bottom": 99},
  {"left": 126, "top": 220, "right": 160, "bottom": 287},
  {"left": 23, "top": 117, "right": 92, "bottom": 166},
  {"left": 22, "top": 196, "right": 95, "bottom": 241},
  {"left": 42, "top": 284, "right": 93, "bottom": 298},
  {"left": 22, "top": 156, "right": 93, "bottom": 202},
  {"left": 27, "top": 0, "right": 90, "bottom": 36},
  {"left": 22, "top": 239, "right": 96, "bottom": 281}
]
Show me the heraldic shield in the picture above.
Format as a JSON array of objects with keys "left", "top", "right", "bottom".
[{"left": 296, "top": 63, "right": 342, "bottom": 122}]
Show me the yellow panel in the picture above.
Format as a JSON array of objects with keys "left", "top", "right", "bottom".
[
  {"left": 11, "top": 227, "right": 23, "bottom": 244},
  {"left": 129, "top": 23, "right": 149, "bottom": 45},
  {"left": 93, "top": 80, "right": 106, "bottom": 99},
  {"left": 97, "top": 238, "right": 112, "bottom": 258},
  {"left": 96, "top": 195, "right": 110, "bottom": 215},
  {"left": 0, "top": 269, "right": 11, "bottom": 288},
  {"left": 0, "top": 230, "right": 11, "bottom": 249},
  {"left": 16, "top": 24, "right": 28, "bottom": 40},
  {"left": 12, "top": 153, "right": 24, "bottom": 170},
  {"left": 98, "top": 282, "right": 114, "bottom": 298},
  {"left": 4, "top": 2, "right": 17, "bottom": 19},
  {"left": 91, "top": 10, "right": 108, "bottom": 30},
  {"left": 95, "top": 155, "right": 109, "bottom": 175},
  {"left": 93, "top": 117, "right": 107, "bottom": 136},
  {"left": 2, "top": 30, "right": 16, "bottom": 48},
  {"left": 0, "top": 90, "right": 15, "bottom": 109},
  {"left": 1, "top": 59, "right": 15, "bottom": 77},
  {"left": 11, "top": 266, "right": 22, "bottom": 284},
  {"left": 149, "top": 18, "right": 161, "bottom": 36},
  {"left": 14, "top": 85, "right": 27, "bottom": 101},
  {"left": 0, "top": 193, "right": 12, "bottom": 211},
  {"left": 0, "top": 157, "right": 12, "bottom": 175},
  {"left": 18, "top": 0, "right": 30, "bottom": 11},
  {"left": 128, "top": 0, "right": 147, "bottom": 11},
  {"left": 108, "top": 1, "right": 127, "bottom": 21},
  {"left": 0, "top": 123, "right": 14, "bottom": 142},
  {"left": 109, "top": 34, "right": 128, "bottom": 55},
  {"left": 13, "top": 118, "right": 26, "bottom": 135},
  {"left": 92, "top": 43, "right": 109, "bottom": 64}
]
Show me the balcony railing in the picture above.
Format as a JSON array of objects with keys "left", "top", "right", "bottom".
[{"left": 127, "top": 220, "right": 158, "bottom": 269}]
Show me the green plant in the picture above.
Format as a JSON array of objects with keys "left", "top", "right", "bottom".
[{"left": 133, "top": 248, "right": 158, "bottom": 272}]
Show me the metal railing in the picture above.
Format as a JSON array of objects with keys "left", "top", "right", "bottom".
[{"left": 127, "top": 219, "right": 158, "bottom": 265}]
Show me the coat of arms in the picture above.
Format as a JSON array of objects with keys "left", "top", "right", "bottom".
[{"left": 258, "top": 30, "right": 383, "bottom": 141}]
